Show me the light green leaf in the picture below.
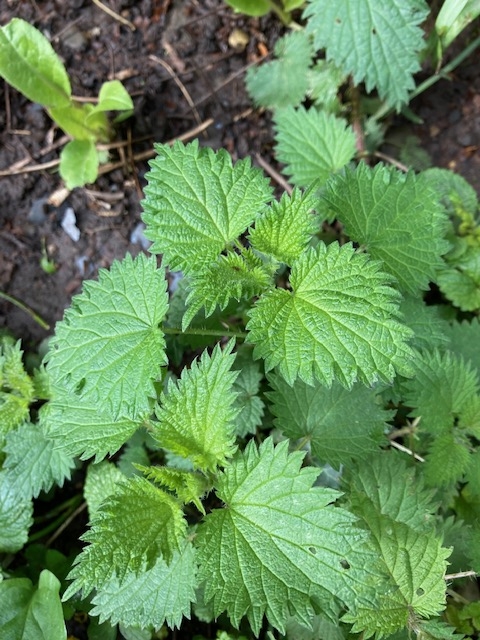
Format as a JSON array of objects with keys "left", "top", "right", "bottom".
[
  {"left": 438, "top": 239, "right": 480, "bottom": 311},
  {"left": 45, "top": 253, "right": 168, "bottom": 415},
  {"left": 321, "top": 164, "right": 450, "bottom": 295},
  {"left": 93, "top": 79, "right": 134, "bottom": 113},
  {"left": 403, "top": 349, "right": 480, "bottom": 435},
  {"left": 84, "top": 460, "right": 125, "bottom": 517},
  {"left": 182, "top": 249, "right": 273, "bottom": 330},
  {"left": 49, "top": 101, "right": 103, "bottom": 140},
  {"left": 196, "top": 437, "right": 380, "bottom": 635},
  {"left": 224, "top": 0, "right": 271, "bottom": 15},
  {"left": 0, "top": 472, "right": 33, "bottom": 552},
  {"left": 2, "top": 422, "right": 74, "bottom": 499},
  {"left": 285, "top": 614, "right": 347, "bottom": 640},
  {"left": 41, "top": 397, "right": 146, "bottom": 462},
  {"left": 153, "top": 341, "right": 239, "bottom": 472},
  {"left": 89, "top": 541, "right": 196, "bottom": 630},
  {"left": 344, "top": 454, "right": 450, "bottom": 637},
  {"left": 436, "top": 0, "right": 480, "bottom": 49},
  {"left": 142, "top": 141, "right": 273, "bottom": 274},
  {"left": 246, "top": 31, "right": 313, "bottom": 109},
  {"left": 0, "top": 340, "right": 34, "bottom": 438},
  {"left": 137, "top": 465, "right": 209, "bottom": 513},
  {"left": 0, "top": 570, "right": 66, "bottom": 640},
  {"left": 64, "top": 476, "right": 187, "bottom": 599},
  {"left": 249, "top": 186, "right": 320, "bottom": 265},
  {"left": 307, "top": 60, "right": 345, "bottom": 111},
  {"left": 445, "top": 318, "right": 480, "bottom": 376},
  {"left": 0, "top": 18, "right": 71, "bottom": 108},
  {"left": 421, "top": 168, "right": 478, "bottom": 217},
  {"left": 59, "top": 139, "right": 99, "bottom": 189},
  {"left": 247, "top": 242, "right": 414, "bottom": 388},
  {"left": 274, "top": 107, "right": 356, "bottom": 188},
  {"left": 267, "top": 373, "right": 390, "bottom": 468},
  {"left": 304, "top": 0, "right": 429, "bottom": 108}
]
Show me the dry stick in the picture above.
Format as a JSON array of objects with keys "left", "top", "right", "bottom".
[
  {"left": 389, "top": 440, "right": 425, "bottom": 463},
  {"left": 91, "top": 0, "right": 136, "bottom": 31},
  {"left": 373, "top": 151, "right": 409, "bottom": 173},
  {"left": 254, "top": 153, "right": 293, "bottom": 195},
  {"left": 445, "top": 570, "right": 478, "bottom": 581},
  {"left": 45, "top": 502, "right": 88, "bottom": 548},
  {"left": 149, "top": 55, "right": 204, "bottom": 130}
]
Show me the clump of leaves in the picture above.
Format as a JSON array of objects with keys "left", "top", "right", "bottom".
[
  {"left": 0, "top": 18, "right": 133, "bottom": 189},
  {"left": 2, "top": 139, "right": 480, "bottom": 638}
]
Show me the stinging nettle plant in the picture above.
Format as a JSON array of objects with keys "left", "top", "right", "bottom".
[{"left": 2, "top": 137, "right": 480, "bottom": 638}]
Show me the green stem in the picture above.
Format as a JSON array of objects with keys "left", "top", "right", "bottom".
[
  {"left": 372, "top": 33, "right": 480, "bottom": 122},
  {"left": 267, "top": 0, "right": 292, "bottom": 25},
  {"left": 0, "top": 291, "right": 50, "bottom": 330},
  {"left": 162, "top": 326, "right": 248, "bottom": 340},
  {"left": 29, "top": 495, "right": 83, "bottom": 543}
]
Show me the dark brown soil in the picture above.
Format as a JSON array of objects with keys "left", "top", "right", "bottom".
[{"left": 0, "top": 2, "right": 479, "bottom": 344}]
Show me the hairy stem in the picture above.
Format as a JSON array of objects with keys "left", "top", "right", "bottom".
[{"left": 162, "top": 326, "right": 248, "bottom": 339}]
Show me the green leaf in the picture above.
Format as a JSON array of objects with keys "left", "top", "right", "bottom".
[
  {"left": 224, "top": 0, "right": 271, "bottom": 16},
  {"left": 89, "top": 541, "right": 196, "bottom": 630},
  {"left": 307, "top": 60, "right": 345, "bottom": 111},
  {"left": 49, "top": 101, "right": 103, "bottom": 140},
  {"left": 247, "top": 242, "right": 414, "bottom": 388},
  {"left": 403, "top": 349, "right": 480, "bottom": 435},
  {"left": 0, "top": 18, "right": 71, "bottom": 108},
  {"left": 182, "top": 249, "right": 273, "bottom": 330},
  {"left": 41, "top": 397, "right": 146, "bottom": 461},
  {"left": 45, "top": 253, "right": 168, "bottom": 415},
  {"left": 142, "top": 141, "right": 273, "bottom": 274},
  {"left": 84, "top": 460, "right": 125, "bottom": 516},
  {"left": 421, "top": 168, "right": 478, "bottom": 217},
  {"left": 304, "top": 0, "right": 430, "bottom": 108},
  {"left": 153, "top": 341, "right": 239, "bottom": 472},
  {"left": 274, "top": 107, "right": 356, "bottom": 188},
  {"left": 196, "top": 437, "right": 380, "bottom": 635},
  {"left": 137, "top": 465, "right": 209, "bottom": 513},
  {"left": 93, "top": 79, "right": 134, "bottom": 113},
  {"left": 2, "top": 422, "right": 74, "bottom": 498},
  {"left": 267, "top": 373, "right": 390, "bottom": 468},
  {"left": 59, "top": 139, "right": 99, "bottom": 189},
  {"left": 232, "top": 348, "right": 265, "bottom": 437},
  {"left": 285, "top": 614, "right": 347, "bottom": 640},
  {"left": 0, "top": 340, "right": 34, "bottom": 438},
  {"left": 249, "top": 186, "right": 320, "bottom": 265},
  {"left": 0, "top": 570, "right": 66, "bottom": 640},
  {"left": 64, "top": 476, "right": 187, "bottom": 599},
  {"left": 321, "top": 164, "right": 450, "bottom": 295},
  {"left": 438, "top": 240, "right": 480, "bottom": 311},
  {"left": 343, "top": 454, "right": 450, "bottom": 637},
  {"left": 399, "top": 297, "right": 450, "bottom": 352},
  {"left": 246, "top": 31, "right": 313, "bottom": 109},
  {"left": 423, "top": 430, "right": 471, "bottom": 487},
  {"left": 445, "top": 318, "right": 480, "bottom": 377},
  {"left": 0, "top": 472, "right": 33, "bottom": 552}
]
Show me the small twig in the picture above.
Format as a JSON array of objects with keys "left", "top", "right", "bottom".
[
  {"left": 390, "top": 440, "right": 425, "bottom": 462},
  {"left": 149, "top": 55, "right": 204, "bottom": 129},
  {"left": 254, "top": 153, "right": 293, "bottom": 195},
  {"left": 372, "top": 151, "right": 409, "bottom": 172},
  {"left": 388, "top": 416, "right": 421, "bottom": 440},
  {"left": 445, "top": 570, "right": 478, "bottom": 581},
  {"left": 45, "top": 502, "right": 88, "bottom": 547},
  {"left": 0, "top": 291, "right": 50, "bottom": 330},
  {"left": 0, "top": 157, "right": 61, "bottom": 177},
  {"left": 91, "top": 0, "right": 136, "bottom": 30}
]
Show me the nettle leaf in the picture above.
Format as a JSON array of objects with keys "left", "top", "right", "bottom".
[
  {"left": 41, "top": 396, "right": 147, "bottom": 462},
  {"left": 438, "top": 239, "right": 480, "bottom": 311},
  {"left": 274, "top": 106, "right": 356, "bottom": 188},
  {"left": 304, "top": 0, "right": 429, "bottom": 108},
  {"left": 138, "top": 465, "right": 209, "bottom": 514},
  {"left": 196, "top": 437, "right": 380, "bottom": 635},
  {"left": 142, "top": 140, "right": 273, "bottom": 274},
  {"left": 89, "top": 541, "right": 196, "bottom": 631},
  {"left": 247, "top": 242, "right": 414, "bottom": 388},
  {"left": 83, "top": 461, "right": 125, "bottom": 517},
  {"left": 232, "top": 349, "right": 265, "bottom": 437},
  {"left": 249, "top": 186, "right": 320, "bottom": 265},
  {"left": 421, "top": 168, "right": 478, "bottom": 217},
  {"left": 0, "top": 472, "right": 33, "bottom": 552},
  {"left": 46, "top": 253, "right": 168, "bottom": 415},
  {"left": 423, "top": 430, "right": 471, "bottom": 487},
  {"left": 403, "top": 349, "right": 480, "bottom": 435},
  {"left": 267, "top": 373, "right": 390, "bottom": 468},
  {"left": 246, "top": 30, "right": 313, "bottom": 109},
  {"left": 2, "top": 422, "right": 74, "bottom": 499},
  {"left": 0, "top": 339, "right": 35, "bottom": 437},
  {"left": 399, "top": 297, "right": 450, "bottom": 352},
  {"left": 343, "top": 454, "right": 450, "bottom": 637},
  {"left": 0, "top": 570, "right": 66, "bottom": 640},
  {"left": 182, "top": 249, "right": 273, "bottom": 330},
  {"left": 153, "top": 341, "right": 239, "bottom": 472},
  {"left": 64, "top": 476, "right": 186, "bottom": 600},
  {"left": 321, "top": 164, "right": 449, "bottom": 295},
  {"left": 307, "top": 60, "right": 345, "bottom": 111},
  {"left": 445, "top": 318, "right": 480, "bottom": 376}
]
